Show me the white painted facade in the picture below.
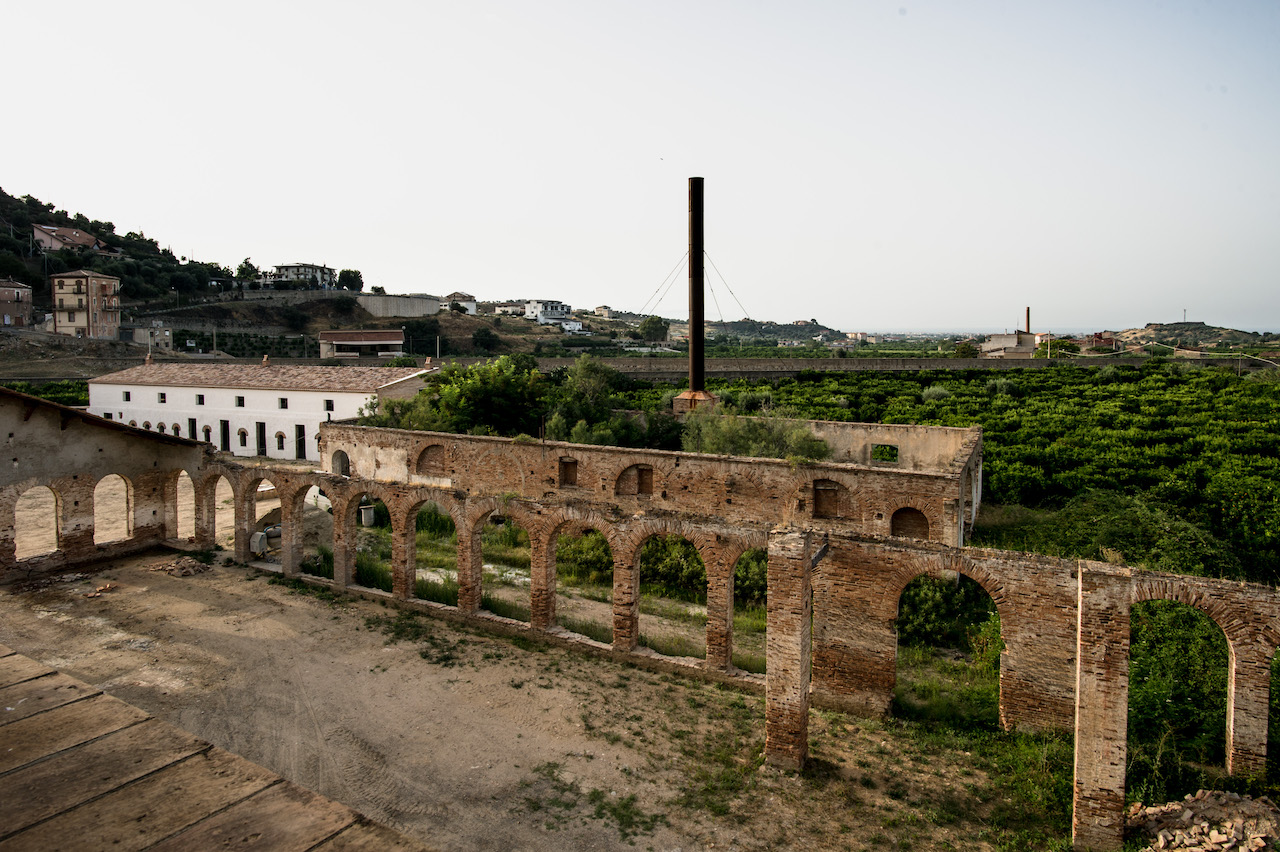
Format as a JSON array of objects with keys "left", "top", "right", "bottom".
[
  {"left": 525, "top": 300, "right": 570, "bottom": 322},
  {"left": 89, "top": 383, "right": 382, "bottom": 461}
]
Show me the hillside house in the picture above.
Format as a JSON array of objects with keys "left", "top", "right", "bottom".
[
  {"left": 0, "top": 279, "right": 33, "bottom": 328},
  {"left": 87, "top": 362, "right": 430, "bottom": 462},
  {"left": 443, "top": 292, "right": 477, "bottom": 315},
  {"left": 270, "top": 264, "right": 336, "bottom": 289},
  {"left": 525, "top": 299, "right": 570, "bottom": 324},
  {"left": 50, "top": 270, "right": 121, "bottom": 340},
  {"left": 32, "top": 225, "right": 110, "bottom": 253}
]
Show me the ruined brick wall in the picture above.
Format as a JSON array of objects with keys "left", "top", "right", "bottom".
[{"left": 0, "top": 390, "right": 207, "bottom": 576}]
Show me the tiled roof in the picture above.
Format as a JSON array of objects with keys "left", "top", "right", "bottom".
[
  {"left": 53, "top": 269, "right": 121, "bottom": 280},
  {"left": 90, "top": 364, "right": 428, "bottom": 393}
]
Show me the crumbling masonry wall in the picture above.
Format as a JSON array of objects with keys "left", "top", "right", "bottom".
[{"left": 6, "top": 395, "right": 1280, "bottom": 852}]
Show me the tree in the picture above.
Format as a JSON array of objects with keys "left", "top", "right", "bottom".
[
  {"left": 236, "top": 258, "right": 259, "bottom": 283},
  {"left": 638, "top": 315, "right": 669, "bottom": 342},
  {"left": 371, "top": 285, "right": 386, "bottom": 295},
  {"left": 471, "top": 327, "right": 500, "bottom": 352},
  {"left": 338, "top": 269, "right": 364, "bottom": 291},
  {"left": 954, "top": 342, "right": 980, "bottom": 359}
]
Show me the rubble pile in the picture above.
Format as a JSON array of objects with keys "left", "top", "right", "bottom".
[
  {"left": 150, "top": 556, "right": 212, "bottom": 577},
  {"left": 1128, "top": 790, "right": 1279, "bottom": 851}
]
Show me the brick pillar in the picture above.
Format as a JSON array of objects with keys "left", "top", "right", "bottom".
[
  {"left": 1226, "top": 638, "right": 1271, "bottom": 777},
  {"left": 704, "top": 550, "right": 733, "bottom": 670},
  {"left": 390, "top": 508, "right": 413, "bottom": 600},
  {"left": 1072, "top": 566, "right": 1131, "bottom": 852},
  {"left": 612, "top": 541, "right": 639, "bottom": 652},
  {"left": 278, "top": 488, "right": 300, "bottom": 579},
  {"left": 232, "top": 481, "right": 253, "bottom": 564},
  {"left": 59, "top": 476, "right": 96, "bottom": 558},
  {"left": 193, "top": 477, "right": 214, "bottom": 550},
  {"left": 455, "top": 519, "right": 481, "bottom": 613},
  {"left": 330, "top": 497, "right": 355, "bottom": 589},
  {"left": 529, "top": 531, "right": 555, "bottom": 630},
  {"left": 765, "top": 527, "right": 812, "bottom": 771},
  {"left": 133, "top": 471, "right": 169, "bottom": 546}
]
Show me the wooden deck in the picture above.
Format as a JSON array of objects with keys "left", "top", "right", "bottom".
[{"left": 0, "top": 644, "right": 435, "bottom": 851}]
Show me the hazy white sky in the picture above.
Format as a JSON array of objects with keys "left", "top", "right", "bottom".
[{"left": 7, "top": 1, "right": 1279, "bottom": 333}]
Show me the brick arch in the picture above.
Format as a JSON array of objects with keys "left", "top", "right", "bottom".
[
  {"left": 545, "top": 508, "right": 624, "bottom": 558},
  {"left": 886, "top": 497, "right": 943, "bottom": 541},
  {"left": 615, "top": 518, "right": 718, "bottom": 572},
  {"left": 396, "top": 488, "right": 463, "bottom": 534},
  {"left": 1131, "top": 576, "right": 1257, "bottom": 650},
  {"left": 880, "top": 551, "right": 1016, "bottom": 638},
  {"left": 716, "top": 530, "right": 769, "bottom": 575},
  {"left": 607, "top": 458, "right": 677, "bottom": 498},
  {"left": 462, "top": 496, "right": 544, "bottom": 540}
]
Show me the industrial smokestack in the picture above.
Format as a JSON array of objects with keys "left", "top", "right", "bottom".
[
  {"left": 1026, "top": 307, "right": 1030, "bottom": 334},
  {"left": 688, "top": 177, "right": 705, "bottom": 392}
]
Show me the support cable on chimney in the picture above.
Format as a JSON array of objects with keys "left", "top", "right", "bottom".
[{"left": 637, "top": 251, "right": 688, "bottom": 317}]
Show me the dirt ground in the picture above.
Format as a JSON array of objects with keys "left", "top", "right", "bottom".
[{"left": 0, "top": 546, "right": 1035, "bottom": 852}]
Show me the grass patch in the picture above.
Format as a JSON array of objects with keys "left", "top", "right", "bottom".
[
  {"left": 558, "top": 615, "right": 613, "bottom": 644},
  {"left": 266, "top": 575, "right": 344, "bottom": 603},
  {"left": 415, "top": 575, "right": 459, "bottom": 606},
  {"left": 638, "top": 631, "right": 706, "bottom": 660},
  {"left": 731, "top": 649, "right": 766, "bottom": 674},
  {"left": 482, "top": 593, "right": 530, "bottom": 622}
]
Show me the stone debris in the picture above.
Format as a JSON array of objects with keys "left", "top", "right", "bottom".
[
  {"left": 150, "top": 557, "right": 213, "bottom": 577},
  {"left": 1127, "top": 790, "right": 1278, "bottom": 851}
]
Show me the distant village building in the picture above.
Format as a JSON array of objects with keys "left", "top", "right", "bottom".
[
  {"left": 270, "top": 264, "right": 336, "bottom": 289},
  {"left": 118, "top": 320, "right": 173, "bottom": 351},
  {"left": 443, "top": 292, "right": 477, "bottom": 315},
  {"left": 980, "top": 331, "right": 1038, "bottom": 359},
  {"left": 0, "top": 279, "right": 33, "bottom": 328},
  {"left": 525, "top": 299, "right": 571, "bottom": 324},
  {"left": 560, "top": 320, "right": 584, "bottom": 333},
  {"left": 491, "top": 301, "right": 526, "bottom": 316},
  {"left": 318, "top": 330, "right": 406, "bottom": 359},
  {"left": 50, "top": 270, "right": 121, "bottom": 340},
  {"left": 87, "top": 363, "right": 431, "bottom": 462}
]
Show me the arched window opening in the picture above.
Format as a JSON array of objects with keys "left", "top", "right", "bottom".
[
  {"left": 615, "top": 464, "right": 654, "bottom": 497},
  {"left": 275, "top": 432, "right": 286, "bottom": 451},
  {"left": 416, "top": 444, "right": 446, "bottom": 476},
  {"left": 331, "top": 450, "right": 351, "bottom": 477},
  {"left": 93, "top": 474, "right": 133, "bottom": 544},
  {"left": 891, "top": 507, "right": 930, "bottom": 539},
  {"left": 14, "top": 485, "right": 60, "bottom": 559},
  {"left": 813, "top": 479, "right": 841, "bottom": 519}
]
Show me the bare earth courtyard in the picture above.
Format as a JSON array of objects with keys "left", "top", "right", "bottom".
[{"left": 0, "top": 550, "right": 1021, "bottom": 852}]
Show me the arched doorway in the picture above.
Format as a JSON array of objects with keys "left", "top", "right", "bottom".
[
  {"left": 731, "top": 548, "right": 768, "bottom": 673},
  {"left": 636, "top": 533, "right": 707, "bottom": 661},
  {"left": 893, "top": 573, "right": 1002, "bottom": 729},
  {"left": 553, "top": 526, "right": 614, "bottom": 643},
  {"left": 409, "top": 500, "right": 458, "bottom": 605},
  {"left": 478, "top": 511, "right": 531, "bottom": 623},
  {"left": 174, "top": 470, "right": 195, "bottom": 541},
  {"left": 891, "top": 507, "right": 931, "bottom": 539}
]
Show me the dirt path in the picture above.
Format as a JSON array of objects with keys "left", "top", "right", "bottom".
[{"left": 0, "top": 551, "right": 1021, "bottom": 851}]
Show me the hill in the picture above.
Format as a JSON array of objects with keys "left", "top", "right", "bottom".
[{"left": 1108, "top": 321, "right": 1275, "bottom": 349}]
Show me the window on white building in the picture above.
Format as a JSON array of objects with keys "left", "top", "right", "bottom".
[
  {"left": 235, "top": 396, "right": 245, "bottom": 407},
  {"left": 196, "top": 394, "right": 205, "bottom": 405},
  {"left": 158, "top": 393, "right": 166, "bottom": 403},
  {"left": 278, "top": 398, "right": 288, "bottom": 409},
  {"left": 122, "top": 391, "right": 131, "bottom": 401}
]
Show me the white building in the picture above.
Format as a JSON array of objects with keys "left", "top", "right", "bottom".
[
  {"left": 88, "top": 362, "right": 430, "bottom": 462},
  {"left": 271, "top": 264, "right": 336, "bottom": 289},
  {"left": 443, "top": 292, "right": 477, "bottom": 315},
  {"left": 525, "top": 299, "right": 570, "bottom": 324}
]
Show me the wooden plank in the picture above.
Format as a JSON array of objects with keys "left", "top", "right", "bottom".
[
  {"left": 314, "top": 821, "right": 439, "bottom": 852},
  {"left": 0, "top": 719, "right": 206, "bottom": 837},
  {"left": 0, "top": 672, "right": 100, "bottom": 725},
  {"left": 149, "top": 781, "right": 356, "bottom": 852},
  {"left": 0, "top": 693, "right": 149, "bottom": 774},
  {"left": 0, "top": 748, "right": 278, "bottom": 852},
  {"left": 0, "top": 656, "right": 53, "bottom": 690}
]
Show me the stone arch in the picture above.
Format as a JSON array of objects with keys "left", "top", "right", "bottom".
[
  {"left": 1130, "top": 578, "right": 1256, "bottom": 650},
  {"left": 882, "top": 552, "right": 1014, "bottom": 634},
  {"left": 128, "top": 420, "right": 137, "bottom": 427},
  {"left": 543, "top": 508, "right": 625, "bottom": 635},
  {"left": 616, "top": 519, "right": 719, "bottom": 659},
  {"left": 143, "top": 421, "right": 152, "bottom": 431},
  {"left": 93, "top": 473, "right": 133, "bottom": 544},
  {"left": 14, "top": 484, "right": 61, "bottom": 560},
  {"left": 415, "top": 443, "right": 446, "bottom": 476},
  {"left": 331, "top": 450, "right": 351, "bottom": 477}
]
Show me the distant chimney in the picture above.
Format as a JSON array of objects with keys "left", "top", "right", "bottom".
[
  {"left": 261, "top": 354, "right": 270, "bottom": 366},
  {"left": 1026, "top": 307, "right": 1030, "bottom": 334}
]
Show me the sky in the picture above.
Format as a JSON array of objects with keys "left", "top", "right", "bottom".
[{"left": 6, "top": 1, "right": 1279, "bottom": 334}]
